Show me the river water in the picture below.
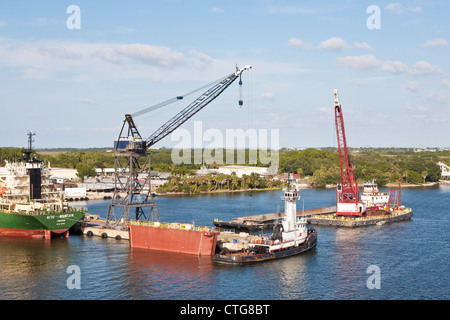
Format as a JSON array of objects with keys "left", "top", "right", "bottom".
[{"left": 0, "top": 186, "right": 448, "bottom": 301}]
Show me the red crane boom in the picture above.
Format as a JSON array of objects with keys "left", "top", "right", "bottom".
[{"left": 334, "top": 90, "right": 364, "bottom": 216}]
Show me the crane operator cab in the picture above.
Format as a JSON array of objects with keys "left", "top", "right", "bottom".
[{"left": 114, "top": 137, "right": 147, "bottom": 154}]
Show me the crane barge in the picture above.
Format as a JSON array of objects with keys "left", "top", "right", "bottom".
[
  {"left": 308, "top": 90, "right": 413, "bottom": 227},
  {"left": 106, "top": 65, "right": 252, "bottom": 255}
]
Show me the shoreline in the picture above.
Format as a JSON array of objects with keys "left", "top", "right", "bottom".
[
  {"left": 155, "top": 187, "right": 283, "bottom": 196},
  {"left": 155, "top": 181, "right": 444, "bottom": 196}
]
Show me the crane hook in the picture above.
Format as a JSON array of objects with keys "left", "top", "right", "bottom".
[{"left": 239, "top": 74, "right": 243, "bottom": 107}]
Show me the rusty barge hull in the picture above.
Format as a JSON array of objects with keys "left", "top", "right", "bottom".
[{"left": 128, "top": 223, "right": 220, "bottom": 256}]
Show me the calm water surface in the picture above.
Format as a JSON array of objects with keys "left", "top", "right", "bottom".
[{"left": 0, "top": 186, "right": 448, "bottom": 300}]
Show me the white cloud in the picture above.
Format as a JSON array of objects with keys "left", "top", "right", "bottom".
[
  {"left": 336, "top": 54, "right": 380, "bottom": 71},
  {"left": 423, "top": 38, "right": 449, "bottom": 48},
  {"left": 426, "top": 93, "right": 449, "bottom": 104},
  {"left": 385, "top": 3, "right": 402, "bottom": 13},
  {"left": 189, "top": 49, "right": 212, "bottom": 64},
  {"left": 261, "top": 92, "right": 275, "bottom": 101},
  {"left": 210, "top": 7, "right": 224, "bottom": 14},
  {"left": 0, "top": 37, "right": 306, "bottom": 87},
  {"left": 407, "top": 81, "right": 419, "bottom": 92},
  {"left": 288, "top": 37, "right": 311, "bottom": 49},
  {"left": 39, "top": 47, "right": 82, "bottom": 60},
  {"left": 318, "top": 37, "right": 351, "bottom": 52},
  {"left": 443, "top": 79, "right": 450, "bottom": 89},
  {"left": 93, "top": 51, "right": 122, "bottom": 64},
  {"left": 116, "top": 43, "right": 186, "bottom": 67},
  {"left": 411, "top": 61, "right": 443, "bottom": 75},
  {"left": 408, "top": 6, "right": 423, "bottom": 13},
  {"left": 385, "top": 3, "right": 422, "bottom": 14},
  {"left": 336, "top": 54, "right": 444, "bottom": 76},
  {"left": 406, "top": 104, "right": 427, "bottom": 112},
  {"left": 381, "top": 60, "right": 409, "bottom": 74},
  {"left": 289, "top": 37, "right": 372, "bottom": 52},
  {"left": 354, "top": 42, "right": 373, "bottom": 51},
  {"left": 116, "top": 26, "right": 136, "bottom": 34}
]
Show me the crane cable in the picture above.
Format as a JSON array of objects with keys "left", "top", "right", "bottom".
[{"left": 131, "top": 74, "right": 230, "bottom": 118}]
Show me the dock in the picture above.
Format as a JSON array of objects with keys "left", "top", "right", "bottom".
[
  {"left": 213, "top": 206, "right": 336, "bottom": 232},
  {"left": 72, "top": 214, "right": 130, "bottom": 240}
]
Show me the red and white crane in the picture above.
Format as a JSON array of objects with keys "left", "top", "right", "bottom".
[{"left": 334, "top": 89, "right": 366, "bottom": 216}]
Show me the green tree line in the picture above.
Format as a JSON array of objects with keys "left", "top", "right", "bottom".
[
  {"left": 278, "top": 148, "right": 445, "bottom": 188},
  {"left": 157, "top": 172, "right": 283, "bottom": 194},
  {"left": 0, "top": 147, "right": 447, "bottom": 187}
]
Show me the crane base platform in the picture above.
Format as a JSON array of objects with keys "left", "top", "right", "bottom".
[{"left": 308, "top": 208, "right": 412, "bottom": 227}]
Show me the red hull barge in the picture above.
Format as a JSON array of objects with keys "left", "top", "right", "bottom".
[{"left": 128, "top": 221, "right": 220, "bottom": 256}]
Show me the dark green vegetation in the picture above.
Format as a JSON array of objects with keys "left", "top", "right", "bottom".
[
  {"left": 279, "top": 148, "right": 445, "bottom": 188},
  {"left": 279, "top": 148, "right": 444, "bottom": 188},
  {"left": 0, "top": 147, "right": 447, "bottom": 188}
]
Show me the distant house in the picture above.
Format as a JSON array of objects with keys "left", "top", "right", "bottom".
[
  {"left": 438, "top": 162, "right": 450, "bottom": 180},
  {"left": 196, "top": 165, "right": 219, "bottom": 176},
  {"left": 217, "top": 165, "right": 269, "bottom": 178}
]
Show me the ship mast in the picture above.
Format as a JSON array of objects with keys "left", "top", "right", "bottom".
[
  {"left": 22, "top": 131, "right": 36, "bottom": 162},
  {"left": 22, "top": 131, "right": 43, "bottom": 200}
]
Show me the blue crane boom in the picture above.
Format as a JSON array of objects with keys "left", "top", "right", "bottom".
[{"left": 115, "top": 65, "right": 252, "bottom": 153}]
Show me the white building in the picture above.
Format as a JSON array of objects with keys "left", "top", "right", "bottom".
[
  {"left": 217, "top": 165, "right": 268, "bottom": 178},
  {"left": 438, "top": 162, "right": 450, "bottom": 180},
  {"left": 49, "top": 168, "right": 78, "bottom": 180}
]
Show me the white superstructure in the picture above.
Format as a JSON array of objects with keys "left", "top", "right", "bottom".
[
  {"left": 280, "top": 187, "right": 307, "bottom": 243},
  {"left": 360, "top": 180, "right": 389, "bottom": 208},
  {"left": 0, "top": 160, "right": 63, "bottom": 213}
]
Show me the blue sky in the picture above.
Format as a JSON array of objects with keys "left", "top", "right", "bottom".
[{"left": 0, "top": 1, "right": 449, "bottom": 148}]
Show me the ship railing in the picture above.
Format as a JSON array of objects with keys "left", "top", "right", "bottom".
[
  {"left": 128, "top": 219, "right": 220, "bottom": 232},
  {"left": 6, "top": 207, "right": 87, "bottom": 216}
]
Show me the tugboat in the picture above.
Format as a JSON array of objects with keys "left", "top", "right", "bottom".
[
  {"left": 0, "top": 132, "right": 86, "bottom": 239},
  {"left": 214, "top": 177, "right": 317, "bottom": 264}
]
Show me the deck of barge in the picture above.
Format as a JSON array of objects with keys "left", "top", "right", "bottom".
[{"left": 213, "top": 206, "right": 336, "bottom": 232}]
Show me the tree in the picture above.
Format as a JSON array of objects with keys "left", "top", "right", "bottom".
[
  {"left": 75, "top": 163, "right": 95, "bottom": 182},
  {"left": 407, "top": 170, "right": 422, "bottom": 184},
  {"left": 421, "top": 171, "right": 428, "bottom": 183}
]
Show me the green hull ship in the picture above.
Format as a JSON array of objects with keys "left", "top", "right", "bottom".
[
  {"left": 0, "top": 133, "right": 86, "bottom": 239},
  {"left": 0, "top": 209, "right": 86, "bottom": 239}
]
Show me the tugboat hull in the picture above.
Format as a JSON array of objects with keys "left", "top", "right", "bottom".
[{"left": 214, "top": 229, "right": 317, "bottom": 264}]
